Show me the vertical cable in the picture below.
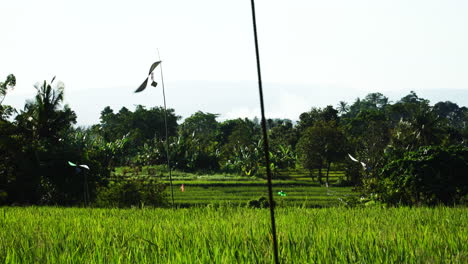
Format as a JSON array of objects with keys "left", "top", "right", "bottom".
[{"left": 250, "top": 0, "right": 280, "bottom": 263}]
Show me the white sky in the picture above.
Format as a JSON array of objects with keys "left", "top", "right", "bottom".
[{"left": 1, "top": 0, "right": 468, "bottom": 125}]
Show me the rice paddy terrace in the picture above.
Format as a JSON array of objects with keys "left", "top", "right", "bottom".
[{"left": 113, "top": 167, "right": 354, "bottom": 207}]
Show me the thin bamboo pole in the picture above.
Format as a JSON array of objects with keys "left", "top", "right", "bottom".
[
  {"left": 157, "top": 52, "right": 175, "bottom": 208},
  {"left": 249, "top": 1, "right": 280, "bottom": 263}
]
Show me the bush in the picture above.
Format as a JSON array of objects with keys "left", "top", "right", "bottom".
[
  {"left": 333, "top": 177, "right": 354, "bottom": 187},
  {"left": 0, "top": 190, "right": 7, "bottom": 205},
  {"left": 95, "top": 179, "right": 167, "bottom": 208},
  {"left": 377, "top": 145, "right": 468, "bottom": 206},
  {"left": 247, "top": 196, "right": 275, "bottom": 208}
]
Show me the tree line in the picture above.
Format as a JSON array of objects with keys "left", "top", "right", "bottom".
[{"left": 1, "top": 74, "right": 467, "bottom": 206}]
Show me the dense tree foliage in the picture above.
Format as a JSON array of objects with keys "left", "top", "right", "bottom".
[
  {"left": 0, "top": 77, "right": 149, "bottom": 206},
  {"left": 297, "top": 120, "right": 347, "bottom": 184},
  {"left": 378, "top": 146, "right": 468, "bottom": 205},
  {"left": 1, "top": 73, "right": 467, "bottom": 206},
  {"left": 98, "top": 105, "right": 179, "bottom": 160}
]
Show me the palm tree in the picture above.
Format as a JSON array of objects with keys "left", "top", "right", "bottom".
[
  {"left": 19, "top": 77, "right": 76, "bottom": 141},
  {"left": 337, "top": 101, "right": 349, "bottom": 115},
  {"left": 0, "top": 74, "right": 16, "bottom": 105}
]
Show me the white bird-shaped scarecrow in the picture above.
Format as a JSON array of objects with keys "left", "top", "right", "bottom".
[
  {"left": 348, "top": 154, "right": 367, "bottom": 170},
  {"left": 68, "top": 161, "right": 90, "bottom": 173}
]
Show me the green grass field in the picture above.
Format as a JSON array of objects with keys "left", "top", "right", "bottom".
[{"left": 1, "top": 207, "right": 466, "bottom": 263}]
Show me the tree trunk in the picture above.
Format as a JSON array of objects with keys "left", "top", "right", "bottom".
[
  {"left": 309, "top": 169, "right": 315, "bottom": 182},
  {"left": 318, "top": 167, "right": 323, "bottom": 184}
]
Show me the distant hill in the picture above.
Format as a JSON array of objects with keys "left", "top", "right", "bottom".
[{"left": 5, "top": 80, "right": 467, "bottom": 126}]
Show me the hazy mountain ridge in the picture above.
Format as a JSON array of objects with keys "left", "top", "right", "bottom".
[{"left": 5, "top": 80, "right": 467, "bottom": 126}]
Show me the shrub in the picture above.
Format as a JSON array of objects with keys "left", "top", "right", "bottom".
[
  {"left": 95, "top": 179, "right": 167, "bottom": 208},
  {"left": 247, "top": 196, "right": 275, "bottom": 208},
  {"left": 0, "top": 190, "right": 7, "bottom": 205},
  {"left": 334, "top": 176, "right": 354, "bottom": 187},
  {"left": 377, "top": 145, "right": 468, "bottom": 205}
]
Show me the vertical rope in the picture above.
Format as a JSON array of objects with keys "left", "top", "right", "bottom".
[
  {"left": 250, "top": 1, "right": 280, "bottom": 263},
  {"left": 158, "top": 54, "right": 175, "bottom": 208}
]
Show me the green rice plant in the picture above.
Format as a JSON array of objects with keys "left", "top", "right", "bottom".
[{"left": 0, "top": 207, "right": 466, "bottom": 263}]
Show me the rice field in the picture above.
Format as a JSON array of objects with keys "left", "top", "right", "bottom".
[
  {"left": 116, "top": 166, "right": 354, "bottom": 207},
  {"left": 171, "top": 183, "right": 353, "bottom": 207},
  {"left": 0, "top": 206, "right": 466, "bottom": 263}
]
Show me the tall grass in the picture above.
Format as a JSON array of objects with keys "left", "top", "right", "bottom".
[{"left": 0, "top": 207, "right": 466, "bottom": 263}]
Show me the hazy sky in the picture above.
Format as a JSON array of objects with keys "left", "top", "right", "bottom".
[{"left": 1, "top": 0, "right": 468, "bottom": 125}]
